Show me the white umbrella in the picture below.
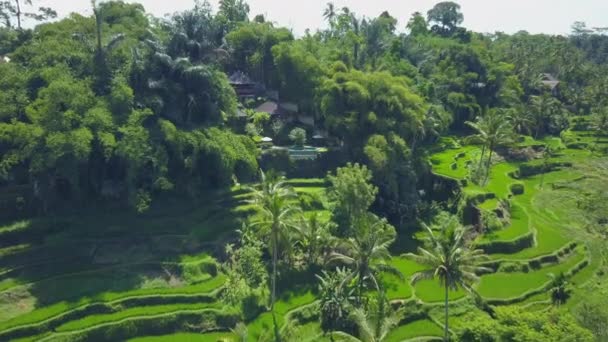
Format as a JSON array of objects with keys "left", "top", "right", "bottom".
[{"left": 261, "top": 137, "right": 273, "bottom": 142}]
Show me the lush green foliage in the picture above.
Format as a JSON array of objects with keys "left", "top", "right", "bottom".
[{"left": 1, "top": 0, "right": 608, "bottom": 341}]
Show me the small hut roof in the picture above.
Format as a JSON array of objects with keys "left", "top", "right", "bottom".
[{"left": 540, "top": 73, "right": 560, "bottom": 89}]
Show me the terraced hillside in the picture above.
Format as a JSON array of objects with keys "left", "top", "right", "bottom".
[{"left": 0, "top": 131, "right": 606, "bottom": 341}]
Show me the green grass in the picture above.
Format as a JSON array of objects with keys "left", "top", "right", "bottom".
[
  {"left": 414, "top": 280, "right": 465, "bottom": 303},
  {"left": 477, "top": 203, "right": 530, "bottom": 243},
  {"left": 246, "top": 289, "right": 316, "bottom": 340},
  {"left": 384, "top": 258, "right": 426, "bottom": 300},
  {"left": 477, "top": 251, "right": 585, "bottom": 299},
  {"left": 385, "top": 319, "right": 443, "bottom": 341},
  {"left": 0, "top": 221, "right": 30, "bottom": 234},
  {"left": 56, "top": 303, "right": 223, "bottom": 332},
  {"left": 129, "top": 332, "right": 237, "bottom": 341},
  {"left": 430, "top": 146, "right": 478, "bottom": 180},
  {"left": 284, "top": 322, "right": 331, "bottom": 342},
  {"left": 0, "top": 275, "right": 225, "bottom": 332}
]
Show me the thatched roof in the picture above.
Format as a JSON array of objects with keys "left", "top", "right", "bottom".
[{"left": 540, "top": 73, "right": 560, "bottom": 90}]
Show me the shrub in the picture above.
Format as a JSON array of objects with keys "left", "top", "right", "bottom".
[
  {"left": 289, "top": 128, "right": 307, "bottom": 147},
  {"left": 480, "top": 210, "right": 504, "bottom": 233},
  {"left": 259, "top": 148, "right": 291, "bottom": 174},
  {"left": 566, "top": 142, "right": 589, "bottom": 149},
  {"left": 298, "top": 192, "right": 324, "bottom": 210},
  {"left": 560, "top": 130, "right": 577, "bottom": 145},
  {"left": 498, "top": 262, "right": 524, "bottom": 273},
  {"left": 181, "top": 260, "right": 218, "bottom": 283},
  {"left": 518, "top": 161, "right": 572, "bottom": 177},
  {"left": 241, "top": 286, "right": 267, "bottom": 322},
  {"left": 68, "top": 308, "right": 240, "bottom": 342},
  {"left": 476, "top": 232, "right": 534, "bottom": 254},
  {"left": 510, "top": 183, "right": 525, "bottom": 195}
]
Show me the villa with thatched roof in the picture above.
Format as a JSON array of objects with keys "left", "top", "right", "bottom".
[{"left": 228, "top": 71, "right": 261, "bottom": 98}]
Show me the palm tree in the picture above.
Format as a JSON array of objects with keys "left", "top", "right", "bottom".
[
  {"left": 329, "top": 215, "right": 403, "bottom": 304},
  {"left": 406, "top": 218, "right": 490, "bottom": 341},
  {"left": 528, "top": 93, "right": 564, "bottom": 138},
  {"left": 323, "top": 2, "right": 336, "bottom": 25},
  {"left": 167, "top": 4, "right": 227, "bottom": 64},
  {"left": 248, "top": 170, "right": 299, "bottom": 312},
  {"left": 465, "top": 109, "right": 514, "bottom": 184},
  {"left": 294, "top": 213, "right": 332, "bottom": 267},
  {"left": 88, "top": 0, "right": 125, "bottom": 95},
  {"left": 334, "top": 291, "right": 402, "bottom": 342},
  {"left": 146, "top": 52, "right": 229, "bottom": 126}
]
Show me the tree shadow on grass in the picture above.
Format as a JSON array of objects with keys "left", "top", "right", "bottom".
[{"left": 1, "top": 190, "right": 245, "bottom": 309}]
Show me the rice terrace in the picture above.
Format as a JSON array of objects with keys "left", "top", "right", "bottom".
[{"left": 0, "top": 0, "right": 608, "bottom": 341}]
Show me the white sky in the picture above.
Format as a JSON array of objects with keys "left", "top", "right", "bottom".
[{"left": 31, "top": 0, "right": 608, "bottom": 35}]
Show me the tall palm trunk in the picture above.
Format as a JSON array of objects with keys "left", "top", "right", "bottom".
[
  {"left": 483, "top": 143, "right": 494, "bottom": 185},
  {"left": 357, "top": 268, "right": 364, "bottom": 306},
  {"left": 14, "top": 0, "right": 22, "bottom": 29},
  {"left": 271, "top": 223, "right": 278, "bottom": 311},
  {"left": 444, "top": 282, "right": 449, "bottom": 341},
  {"left": 477, "top": 144, "right": 486, "bottom": 178}
]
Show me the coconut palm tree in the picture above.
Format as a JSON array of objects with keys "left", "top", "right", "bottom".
[
  {"left": 88, "top": 0, "right": 125, "bottom": 95},
  {"left": 332, "top": 290, "right": 403, "bottom": 342},
  {"left": 465, "top": 109, "right": 514, "bottom": 184},
  {"left": 528, "top": 93, "right": 565, "bottom": 138},
  {"left": 294, "top": 212, "right": 333, "bottom": 267},
  {"left": 248, "top": 170, "right": 299, "bottom": 312},
  {"left": 167, "top": 4, "right": 228, "bottom": 64},
  {"left": 323, "top": 2, "right": 336, "bottom": 25},
  {"left": 329, "top": 215, "right": 403, "bottom": 305},
  {"left": 146, "top": 52, "right": 232, "bottom": 126},
  {"left": 406, "top": 218, "right": 490, "bottom": 341}
]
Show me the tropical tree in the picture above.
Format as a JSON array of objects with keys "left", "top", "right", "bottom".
[
  {"left": 406, "top": 12, "right": 428, "bottom": 37},
  {"left": 146, "top": 52, "right": 237, "bottom": 126},
  {"left": 327, "top": 163, "right": 378, "bottom": 236},
  {"left": 590, "top": 108, "right": 608, "bottom": 141},
  {"left": 166, "top": 2, "right": 225, "bottom": 63},
  {"left": 247, "top": 170, "right": 299, "bottom": 312},
  {"left": 217, "top": 0, "right": 250, "bottom": 34},
  {"left": 549, "top": 272, "right": 571, "bottom": 306},
  {"left": 0, "top": 0, "right": 56, "bottom": 29},
  {"left": 427, "top": 1, "right": 463, "bottom": 35},
  {"left": 323, "top": 2, "right": 336, "bottom": 26},
  {"left": 329, "top": 214, "right": 402, "bottom": 304},
  {"left": 346, "top": 291, "right": 403, "bottom": 342},
  {"left": 406, "top": 217, "right": 490, "bottom": 341},
  {"left": 289, "top": 127, "right": 307, "bottom": 147},
  {"left": 316, "top": 267, "right": 356, "bottom": 333},
  {"left": 294, "top": 212, "right": 333, "bottom": 267},
  {"left": 465, "top": 109, "right": 514, "bottom": 184},
  {"left": 528, "top": 93, "right": 567, "bottom": 138},
  {"left": 89, "top": 0, "right": 126, "bottom": 95}
]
